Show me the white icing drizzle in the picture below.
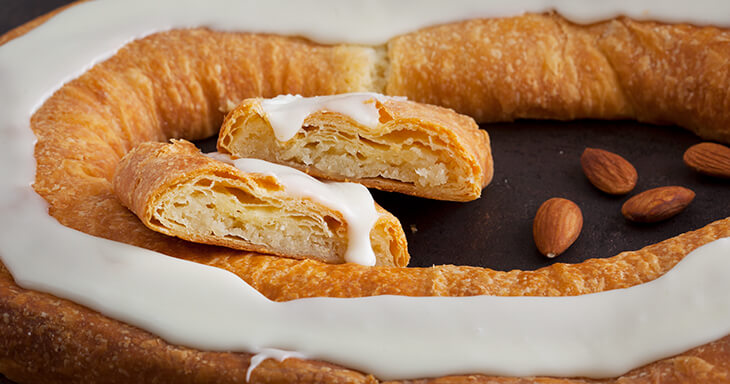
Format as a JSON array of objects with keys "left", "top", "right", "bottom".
[
  {"left": 247, "top": 348, "right": 307, "bottom": 382},
  {"left": 208, "top": 153, "right": 379, "bottom": 266},
  {"left": 260, "top": 93, "right": 398, "bottom": 142},
  {"left": 0, "top": 0, "right": 729, "bottom": 380}
]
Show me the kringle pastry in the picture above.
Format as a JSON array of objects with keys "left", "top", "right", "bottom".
[
  {"left": 217, "top": 94, "right": 493, "bottom": 201},
  {"left": 2, "top": 1, "right": 730, "bottom": 384},
  {"left": 113, "top": 140, "right": 409, "bottom": 267},
  {"left": 388, "top": 14, "right": 730, "bottom": 143}
]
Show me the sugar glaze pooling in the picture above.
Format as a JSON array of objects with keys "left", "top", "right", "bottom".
[
  {"left": 260, "top": 93, "right": 401, "bottom": 142},
  {"left": 1, "top": 0, "right": 730, "bottom": 380}
]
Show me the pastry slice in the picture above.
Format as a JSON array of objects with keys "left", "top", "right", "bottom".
[
  {"left": 112, "top": 140, "right": 409, "bottom": 267},
  {"left": 217, "top": 93, "right": 493, "bottom": 202}
]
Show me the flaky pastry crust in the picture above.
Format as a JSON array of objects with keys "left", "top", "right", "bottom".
[
  {"left": 113, "top": 140, "right": 409, "bottom": 266},
  {"left": 2, "top": 5, "right": 730, "bottom": 384},
  {"left": 217, "top": 97, "right": 493, "bottom": 201},
  {"left": 388, "top": 14, "right": 730, "bottom": 143}
]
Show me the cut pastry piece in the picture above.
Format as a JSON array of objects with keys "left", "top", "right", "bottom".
[
  {"left": 217, "top": 93, "right": 493, "bottom": 202},
  {"left": 112, "top": 140, "right": 409, "bottom": 267}
]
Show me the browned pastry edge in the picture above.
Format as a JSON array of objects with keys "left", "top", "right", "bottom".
[
  {"left": 217, "top": 96, "right": 493, "bottom": 201},
  {"left": 2, "top": 4, "right": 730, "bottom": 383},
  {"left": 112, "top": 140, "right": 409, "bottom": 267},
  {"left": 388, "top": 14, "right": 730, "bottom": 143}
]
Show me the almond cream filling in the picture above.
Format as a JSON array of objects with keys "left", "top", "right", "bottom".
[{"left": 1, "top": 0, "right": 729, "bottom": 380}]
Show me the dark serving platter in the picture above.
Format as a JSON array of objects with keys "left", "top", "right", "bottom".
[
  {"left": 2, "top": 1, "right": 730, "bottom": 383},
  {"left": 198, "top": 119, "right": 730, "bottom": 271},
  {"left": 379, "top": 119, "right": 730, "bottom": 270}
]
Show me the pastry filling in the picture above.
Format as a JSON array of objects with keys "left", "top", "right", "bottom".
[
  {"left": 208, "top": 154, "right": 380, "bottom": 266},
  {"left": 221, "top": 93, "right": 470, "bottom": 193},
  {"left": 283, "top": 122, "right": 453, "bottom": 188},
  {"left": 152, "top": 175, "right": 348, "bottom": 263}
]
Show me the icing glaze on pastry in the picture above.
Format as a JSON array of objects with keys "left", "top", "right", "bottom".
[
  {"left": 208, "top": 153, "right": 381, "bottom": 266},
  {"left": 219, "top": 95, "right": 492, "bottom": 201},
  {"left": 1, "top": 0, "right": 730, "bottom": 380},
  {"left": 261, "top": 93, "right": 400, "bottom": 142},
  {"left": 247, "top": 348, "right": 306, "bottom": 381}
]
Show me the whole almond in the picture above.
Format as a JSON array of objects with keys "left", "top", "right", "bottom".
[
  {"left": 683, "top": 142, "right": 730, "bottom": 178},
  {"left": 621, "top": 186, "right": 695, "bottom": 223},
  {"left": 533, "top": 198, "right": 583, "bottom": 258},
  {"left": 581, "top": 148, "right": 638, "bottom": 195}
]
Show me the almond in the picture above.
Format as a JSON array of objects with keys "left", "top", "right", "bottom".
[
  {"left": 533, "top": 198, "right": 583, "bottom": 258},
  {"left": 580, "top": 148, "right": 638, "bottom": 195},
  {"left": 683, "top": 142, "right": 730, "bottom": 178},
  {"left": 621, "top": 186, "right": 695, "bottom": 223}
]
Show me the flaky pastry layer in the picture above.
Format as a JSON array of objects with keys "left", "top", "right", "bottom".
[
  {"left": 2, "top": 5, "right": 730, "bottom": 384},
  {"left": 113, "top": 140, "right": 409, "bottom": 266},
  {"left": 388, "top": 14, "right": 730, "bottom": 143},
  {"left": 217, "top": 97, "right": 493, "bottom": 201}
]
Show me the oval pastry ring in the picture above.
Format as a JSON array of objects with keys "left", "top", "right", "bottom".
[{"left": 1, "top": 1, "right": 730, "bottom": 382}]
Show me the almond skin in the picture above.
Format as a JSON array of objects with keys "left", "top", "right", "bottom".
[
  {"left": 683, "top": 142, "right": 730, "bottom": 178},
  {"left": 621, "top": 186, "right": 695, "bottom": 223},
  {"left": 533, "top": 198, "right": 583, "bottom": 258},
  {"left": 581, "top": 148, "right": 638, "bottom": 195}
]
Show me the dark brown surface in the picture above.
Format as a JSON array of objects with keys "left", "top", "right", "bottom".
[
  {"left": 377, "top": 119, "right": 730, "bottom": 270},
  {"left": 3, "top": 1, "right": 730, "bottom": 384},
  {"left": 0, "top": 0, "right": 72, "bottom": 36},
  {"left": 199, "top": 119, "right": 730, "bottom": 270}
]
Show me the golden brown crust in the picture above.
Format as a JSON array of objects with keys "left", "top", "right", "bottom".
[
  {"left": 2, "top": 7, "right": 730, "bottom": 384},
  {"left": 0, "top": 262, "right": 376, "bottom": 384},
  {"left": 112, "top": 139, "right": 409, "bottom": 267},
  {"left": 182, "top": 216, "right": 730, "bottom": 300},
  {"left": 3, "top": 218, "right": 730, "bottom": 383},
  {"left": 387, "top": 14, "right": 730, "bottom": 143},
  {"left": 217, "top": 96, "right": 493, "bottom": 201}
]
